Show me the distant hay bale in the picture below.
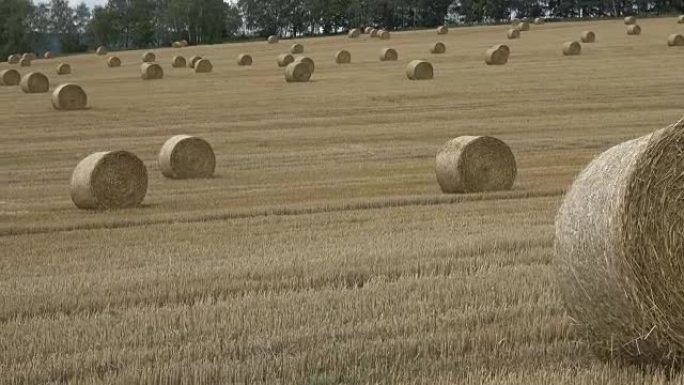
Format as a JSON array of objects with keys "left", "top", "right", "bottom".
[
  {"left": 56, "top": 63, "right": 71, "bottom": 75},
  {"left": 8, "top": 54, "right": 20, "bottom": 64},
  {"left": 667, "top": 33, "right": 684, "bottom": 46},
  {"left": 268, "top": 35, "right": 279, "bottom": 44},
  {"left": 379, "top": 48, "right": 398, "bottom": 61},
  {"left": 484, "top": 44, "right": 509, "bottom": 65},
  {"left": 335, "top": 50, "right": 351, "bottom": 64},
  {"left": 627, "top": 24, "right": 641, "bottom": 35},
  {"left": 0, "top": 69, "right": 20, "bottom": 86},
  {"left": 679, "top": 15, "right": 684, "bottom": 24},
  {"left": 507, "top": 28, "right": 521, "bottom": 39},
  {"left": 158, "top": 135, "right": 216, "bottom": 179},
  {"left": 284, "top": 61, "right": 312, "bottom": 83},
  {"left": 22, "top": 53, "right": 37, "bottom": 61},
  {"left": 348, "top": 28, "right": 361, "bottom": 38},
  {"left": 44, "top": 51, "right": 54, "bottom": 59},
  {"left": 511, "top": 18, "right": 520, "bottom": 25},
  {"left": 517, "top": 21, "right": 530, "bottom": 31},
  {"left": 581, "top": 31, "right": 596, "bottom": 43},
  {"left": 406, "top": 60, "right": 433, "bottom": 80},
  {"left": 369, "top": 29, "right": 379, "bottom": 38},
  {"left": 435, "top": 136, "right": 517, "bottom": 193},
  {"left": 237, "top": 54, "right": 253, "bottom": 66},
  {"left": 562, "top": 41, "right": 582, "bottom": 56},
  {"left": 277, "top": 53, "right": 294, "bottom": 67},
  {"left": 193, "top": 59, "right": 213, "bottom": 73},
  {"left": 291, "top": 43, "right": 304, "bottom": 54},
  {"left": 430, "top": 42, "right": 446, "bottom": 54},
  {"left": 534, "top": 17, "right": 544, "bottom": 24},
  {"left": 188, "top": 56, "right": 202, "bottom": 68},
  {"left": 107, "top": 56, "right": 121, "bottom": 67},
  {"left": 20, "top": 72, "right": 49, "bottom": 93},
  {"left": 19, "top": 58, "right": 31, "bottom": 67},
  {"left": 437, "top": 26, "right": 448, "bottom": 35},
  {"left": 379, "top": 30, "right": 391, "bottom": 40},
  {"left": 364, "top": 27, "right": 374, "bottom": 34},
  {"left": 141, "top": 63, "right": 164, "bottom": 80},
  {"left": 70, "top": 151, "right": 148, "bottom": 210},
  {"left": 171, "top": 55, "right": 186, "bottom": 68},
  {"left": 180, "top": 40, "right": 189, "bottom": 47},
  {"left": 52, "top": 83, "right": 87, "bottom": 110},
  {"left": 172, "top": 41, "right": 182, "bottom": 48},
  {"left": 554, "top": 117, "right": 684, "bottom": 364},
  {"left": 142, "top": 51, "right": 156, "bottom": 63},
  {"left": 624, "top": 16, "right": 637, "bottom": 25},
  {"left": 96, "top": 46, "right": 107, "bottom": 56}
]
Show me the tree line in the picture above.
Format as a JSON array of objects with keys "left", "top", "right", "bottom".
[{"left": 2, "top": 0, "right": 682, "bottom": 60}]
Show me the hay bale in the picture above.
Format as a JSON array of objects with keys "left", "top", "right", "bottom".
[
  {"left": 56, "top": 63, "right": 71, "bottom": 75},
  {"left": 484, "top": 44, "right": 509, "bottom": 65},
  {"left": 581, "top": 31, "right": 596, "bottom": 43},
  {"left": 295, "top": 56, "right": 315, "bottom": 73},
  {"left": 534, "top": 17, "right": 544, "bottom": 24},
  {"left": 172, "top": 41, "right": 182, "bottom": 48},
  {"left": 142, "top": 51, "right": 156, "bottom": 63},
  {"left": 44, "top": 51, "right": 54, "bottom": 59},
  {"left": 406, "top": 60, "right": 433, "bottom": 80},
  {"left": 517, "top": 21, "right": 530, "bottom": 31},
  {"left": 379, "top": 30, "right": 391, "bottom": 40},
  {"left": 335, "top": 50, "right": 351, "bottom": 64},
  {"left": 369, "top": 28, "right": 379, "bottom": 38},
  {"left": 379, "top": 48, "right": 398, "bottom": 61},
  {"left": 348, "top": 28, "right": 361, "bottom": 38},
  {"left": 194, "top": 59, "right": 213, "bottom": 73},
  {"left": 627, "top": 24, "right": 641, "bottom": 35},
  {"left": 171, "top": 55, "right": 186, "bottom": 68},
  {"left": 364, "top": 27, "right": 374, "bottom": 34},
  {"left": 188, "top": 56, "right": 202, "bottom": 68},
  {"left": 284, "top": 61, "right": 312, "bottom": 83},
  {"left": 624, "top": 16, "right": 637, "bottom": 25},
  {"left": 511, "top": 18, "right": 520, "bottom": 25},
  {"left": 158, "top": 135, "right": 216, "bottom": 179},
  {"left": 668, "top": 33, "right": 684, "bottom": 46},
  {"left": 291, "top": 43, "right": 304, "bottom": 54},
  {"left": 268, "top": 35, "right": 279, "bottom": 44},
  {"left": 0, "top": 69, "right": 20, "bottom": 86},
  {"left": 141, "top": 63, "right": 164, "bottom": 80},
  {"left": 22, "top": 53, "right": 37, "bottom": 61},
  {"left": 437, "top": 26, "right": 448, "bottom": 35},
  {"left": 70, "top": 151, "right": 148, "bottom": 210},
  {"left": 507, "top": 28, "right": 521, "bottom": 39},
  {"left": 435, "top": 136, "right": 517, "bottom": 193},
  {"left": 430, "top": 42, "right": 446, "bottom": 54},
  {"left": 277, "top": 53, "right": 294, "bottom": 67},
  {"left": 19, "top": 72, "right": 49, "bottom": 93},
  {"left": 180, "top": 40, "right": 189, "bottom": 47},
  {"left": 554, "top": 117, "right": 684, "bottom": 364},
  {"left": 562, "top": 41, "right": 582, "bottom": 56},
  {"left": 679, "top": 15, "right": 684, "bottom": 24},
  {"left": 19, "top": 58, "right": 31, "bottom": 67},
  {"left": 238, "top": 54, "right": 253, "bottom": 66},
  {"left": 52, "top": 83, "right": 87, "bottom": 110},
  {"left": 96, "top": 46, "right": 107, "bottom": 56},
  {"left": 107, "top": 56, "right": 121, "bottom": 68},
  {"left": 8, "top": 54, "right": 20, "bottom": 64}
]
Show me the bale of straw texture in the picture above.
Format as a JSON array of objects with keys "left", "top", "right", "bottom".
[
  {"left": 624, "top": 16, "right": 637, "bottom": 25},
  {"left": 180, "top": 40, "right": 189, "bottom": 47},
  {"left": 8, "top": 54, "right": 20, "bottom": 64},
  {"left": 52, "top": 83, "right": 87, "bottom": 110},
  {"left": 70, "top": 151, "right": 148, "bottom": 210},
  {"left": 171, "top": 55, "right": 186, "bottom": 68},
  {"left": 107, "top": 56, "right": 121, "bottom": 67},
  {"left": 141, "top": 51, "right": 156, "bottom": 63},
  {"left": 379, "top": 30, "right": 391, "bottom": 40},
  {"left": 379, "top": 48, "right": 398, "bottom": 61},
  {"left": 679, "top": 15, "right": 684, "bottom": 24},
  {"left": 20, "top": 72, "right": 49, "bottom": 93},
  {"left": 348, "top": 28, "right": 361, "bottom": 38},
  {"left": 188, "top": 56, "right": 202, "bottom": 68},
  {"left": 158, "top": 135, "right": 216, "bottom": 179},
  {"left": 435, "top": 136, "right": 517, "bottom": 193},
  {"left": 295, "top": 56, "right": 315, "bottom": 73},
  {"left": 517, "top": 21, "right": 530, "bottom": 31},
  {"left": 277, "top": 53, "right": 294, "bottom": 67},
  {"left": 237, "top": 54, "right": 253, "bottom": 66},
  {"left": 581, "top": 31, "right": 596, "bottom": 43},
  {"left": 484, "top": 45, "right": 509, "bottom": 65},
  {"left": 96, "top": 46, "right": 107, "bottom": 56},
  {"left": 141, "top": 63, "right": 164, "bottom": 80},
  {"left": 507, "top": 28, "right": 521, "bottom": 39},
  {"left": 554, "top": 117, "right": 684, "bottom": 364},
  {"left": 19, "top": 58, "right": 31, "bottom": 67},
  {"left": 430, "top": 42, "right": 446, "bottom": 54},
  {"left": 627, "top": 24, "right": 641, "bottom": 35},
  {"left": 22, "top": 53, "right": 37, "bottom": 61},
  {"left": 534, "top": 17, "right": 544, "bottom": 24},
  {"left": 291, "top": 43, "right": 304, "bottom": 54},
  {"left": 562, "top": 41, "right": 582, "bottom": 56},
  {"left": 369, "top": 28, "right": 379, "bottom": 38},
  {"left": 364, "top": 26, "right": 373, "bottom": 34},
  {"left": 491, "top": 44, "right": 510, "bottom": 56},
  {"left": 284, "top": 61, "right": 312, "bottom": 83},
  {"left": 406, "top": 60, "right": 433, "bottom": 80},
  {"left": 335, "top": 50, "right": 351, "bottom": 64},
  {"left": 0, "top": 69, "right": 21, "bottom": 86},
  {"left": 56, "top": 63, "right": 71, "bottom": 75},
  {"left": 44, "top": 51, "right": 54, "bottom": 59},
  {"left": 437, "top": 26, "right": 448, "bottom": 35},
  {"left": 667, "top": 33, "right": 684, "bottom": 46},
  {"left": 172, "top": 41, "right": 182, "bottom": 48},
  {"left": 268, "top": 35, "right": 279, "bottom": 44},
  {"left": 193, "top": 59, "right": 213, "bottom": 73}
]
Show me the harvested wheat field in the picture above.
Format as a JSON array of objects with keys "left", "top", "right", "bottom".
[{"left": 1, "top": 17, "right": 684, "bottom": 385}]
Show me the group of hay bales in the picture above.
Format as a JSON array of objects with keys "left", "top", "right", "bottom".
[
  {"left": 0, "top": 63, "right": 88, "bottom": 110},
  {"left": 98, "top": 48, "right": 215, "bottom": 78}
]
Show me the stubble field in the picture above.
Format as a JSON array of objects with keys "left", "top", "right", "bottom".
[{"left": 1, "top": 17, "right": 683, "bottom": 384}]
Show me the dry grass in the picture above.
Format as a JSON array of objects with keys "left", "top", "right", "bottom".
[{"left": 1, "top": 17, "right": 683, "bottom": 385}]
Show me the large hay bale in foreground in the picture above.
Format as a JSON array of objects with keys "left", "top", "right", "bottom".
[
  {"left": 268, "top": 35, "right": 279, "bottom": 44},
  {"left": 507, "top": 28, "right": 520, "bottom": 39},
  {"left": 20, "top": 72, "right": 49, "bottom": 93},
  {"left": 624, "top": 16, "right": 637, "bottom": 25},
  {"left": 142, "top": 51, "right": 156, "bottom": 63},
  {"left": 295, "top": 56, "right": 315, "bottom": 73},
  {"left": 627, "top": 24, "right": 641, "bottom": 35},
  {"left": 406, "top": 60, "right": 433, "bottom": 80},
  {"left": 8, "top": 54, "right": 20, "bottom": 64},
  {"left": 435, "top": 136, "right": 517, "bottom": 193},
  {"left": 335, "top": 50, "right": 351, "bottom": 64},
  {"left": 158, "top": 135, "right": 216, "bottom": 179},
  {"left": 291, "top": 43, "right": 304, "bottom": 54},
  {"left": 554, "top": 117, "right": 684, "bottom": 364},
  {"left": 194, "top": 59, "right": 213, "bottom": 73},
  {"left": 562, "top": 41, "right": 582, "bottom": 56},
  {"left": 44, "top": 51, "right": 54, "bottom": 59},
  {"left": 188, "top": 56, "right": 202, "bottom": 68},
  {"left": 0, "top": 69, "right": 20, "bottom": 86},
  {"left": 237, "top": 54, "right": 253, "bottom": 66},
  {"left": 171, "top": 55, "right": 186, "bottom": 68},
  {"left": 56, "top": 63, "right": 71, "bottom": 75},
  {"left": 378, "top": 30, "right": 391, "bottom": 40},
  {"left": 667, "top": 33, "right": 684, "bottom": 47},
  {"left": 52, "top": 83, "right": 87, "bottom": 110},
  {"left": 437, "top": 26, "right": 448, "bottom": 35},
  {"left": 70, "top": 151, "right": 148, "bottom": 210},
  {"left": 581, "top": 31, "right": 596, "bottom": 43},
  {"left": 379, "top": 48, "right": 398, "bottom": 61},
  {"left": 484, "top": 44, "right": 509, "bottom": 65},
  {"left": 277, "top": 53, "right": 294, "bottom": 67},
  {"left": 141, "top": 63, "right": 164, "bottom": 80},
  {"left": 348, "top": 28, "right": 361, "bottom": 38},
  {"left": 107, "top": 56, "right": 121, "bottom": 67},
  {"left": 430, "top": 42, "right": 446, "bottom": 54},
  {"left": 19, "top": 58, "right": 31, "bottom": 67},
  {"left": 284, "top": 61, "right": 312, "bottom": 83},
  {"left": 96, "top": 46, "right": 107, "bottom": 56}
]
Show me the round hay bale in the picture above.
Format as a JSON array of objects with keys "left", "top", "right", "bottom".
[
  {"left": 96, "top": 46, "right": 107, "bottom": 56},
  {"left": 237, "top": 54, "right": 253, "bottom": 66},
  {"left": 140, "top": 63, "right": 163, "bottom": 80},
  {"left": 284, "top": 61, "right": 312, "bottom": 83},
  {"left": 554, "top": 117, "right": 684, "bottom": 364},
  {"left": 679, "top": 15, "right": 684, "bottom": 24},
  {"left": 0, "top": 69, "right": 20, "bottom": 86},
  {"left": 107, "top": 56, "right": 121, "bottom": 68},
  {"left": 335, "top": 50, "right": 351, "bottom": 64},
  {"left": 171, "top": 55, "right": 186, "bottom": 68},
  {"left": 348, "top": 28, "right": 361, "bottom": 38},
  {"left": 511, "top": 18, "right": 520, "bottom": 25},
  {"left": 581, "top": 31, "right": 596, "bottom": 43},
  {"left": 379, "top": 30, "right": 391, "bottom": 40},
  {"left": 624, "top": 16, "right": 637, "bottom": 25},
  {"left": 379, "top": 48, "right": 398, "bottom": 61},
  {"left": 430, "top": 42, "right": 446, "bottom": 54},
  {"left": 517, "top": 21, "right": 530, "bottom": 31},
  {"left": 437, "top": 26, "right": 448, "bottom": 35},
  {"left": 52, "top": 83, "right": 87, "bottom": 110},
  {"left": 562, "top": 41, "right": 582, "bottom": 56},
  {"left": 295, "top": 56, "right": 315, "bottom": 73},
  {"left": 435, "top": 136, "right": 517, "bottom": 193},
  {"left": 490, "top": 44, "right": 510, "bottom": 56},
  {"left": 44, "top": 51, "right": 54, "bottom": 59},
  {"left": 484, "top": 45, "right": 509, "bottom": 65},
  {"left": 70, "top": 151, "right": 148, "bottom": 210},
  {"left": 268, "top": 35, "right": 279, "bottom": 44},
  {"left": 56, "top": 63, "right": 71, "bottom": 75},
  {"left": 667, "top": 33, "right": 684, "bottom": 47},
  {"left": 188, "top": 56, "right": 202, "bottom": 69},
  {"left": 369, "top": 28, "right": 379, "bottom": 38},
  {"left": 507, "top": 28, "right": 521, "bottom": 39},
  {"left": 141, "top": 51, "right": 156, "bottom": 63},
  {"left": 22, "top": 53, "right": 37, "bottom": 61},
  {"left": 406, "top": 60, "right": 433, "bottom": 80},
  {"left": 193, "top": 59, "right": 213, "bottom": 73},
  {"left": 19, "top": 72, "right": 49, "bottom": 93},
  {"left": 172, "top": 41, "right": 182, "bottom": 48},
  {"left": 534, "top": 17, "right": 544, "bottom": 25},
  {"left": 627, "top": 24, "right": 641, "bottom": 35},
  {"left": 291, "top": 43, "right": 304, "bottom": 54},
  {"left": 364, "top": 27, "right": 373, "bottom": 34},
  {"left": 180, "top": 40, "right": 189, "bottom": 47},
  {"left": 19, "top": 58, "right": 31, "bottom": 67},
  {"left": 158, "top": 135, "right": 216, "bottom": 179},
  {"left": 277, "top": 53, "right": 294, "bottom": 67},
  {"left": 8, "top": 54, "right": 20, "bottom": 64}
]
